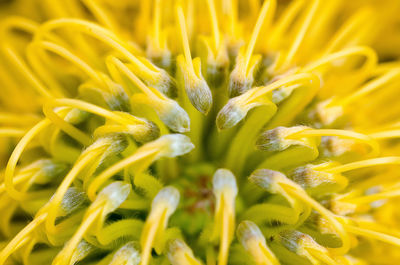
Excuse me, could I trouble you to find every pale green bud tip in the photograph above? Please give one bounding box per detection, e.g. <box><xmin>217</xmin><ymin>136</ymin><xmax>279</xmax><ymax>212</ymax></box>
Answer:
<box><xmin>186</xmin><ymin>78</ymin><xmax>213</xmax><ymax>115</ymax></box>
<box><xmin>152</xmin><ymin>186</ymin><xmax>180</xmax><ymax>216</ymax></box>
<box><xmin>256</xmin><ymin>126</ymin><xmax>309</xmax><ymax>151</ymax></box>
<box><xmin>110</xmin><ymin>242</ymin><xmax>141</xmax><ymax>265</ymax></box>
<box><xmin>158</xmin><ymin>69</ymin><xmax>177</xmax><ymax>98</ymax></box>
<box><xmin>237</xmin><ymin>221</ymin><xmax>265</xmax><ymax>250</ymax></box>
<box><xmin>228</xmin><ymin>68</ymin><xmax>253</xmax><ymax>97</ymax></box>
<box><xmin>212</xmin><ymin>168</ymin><xmax>238</xmax><ymax>196</ymax></box>
<box><xmin>279</xmin><ymin>230</ymin><xmax>326</xmax><ymax>254</ymax></box>
<box><xmin>167</xmin><ymin>239</ymin><xmax>193</xmax><ymax>264</ymax></box>
<box><xmin>104</xmin><ymin>84</ymin><xmax>131</xmax><ymax>112</ymax></box>
<box><xmin>131</xmin><ymin>121</ymin><xmax>160</xmax><ymax>143</ymax></box>
<box><xmin>216</xmin><ymin>99</ymin><xmax>246</xmax><ymax>130</ymax></box>
<box><xmin>161</xmin><ymin>101</ymin><xmax>190</xmax><ymax>133</ymax></box>
<box><xmin>290</xmin><ymin>165</ymin><xmax>348</xmax><ymax>196</ymax></box>
<box><xmin>249</xmin><ymin>169</ymin><xmax>288</xmax><ymax>193</ymax></box>
<box><xmin>97</xmin><ymin>181</ymin><xmax>131</xmax><ymax>213</ymax></box>
<box><xmin>34</xmin><ymin>159</ymin><xmax>69</xmax><ymax>184</ymax></box>
<box><xmin>64</xmin><ymin>108</ymin><xmax>90</xmax><ymax>124</ymax></box>
<box><xmin>60</xmin><ymin>187</ymin><xmax>87</xmax><ymax>216</ymax></box>
<box><xmin>161</xmin><ymin>134</ymin><xmax>195</xmax><ymax>157</ymax></box>
<box><xmin>71</xmin><ymin>241</ymin><xmax>95</xmax><ymax>262</ymax></box>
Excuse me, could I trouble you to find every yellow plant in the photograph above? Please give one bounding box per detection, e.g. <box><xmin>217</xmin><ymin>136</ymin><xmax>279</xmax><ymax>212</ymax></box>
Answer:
<box><xmin>1</xmin><ymin>0</ymin><xmax>400</xmax><ymax>264</ymax></box>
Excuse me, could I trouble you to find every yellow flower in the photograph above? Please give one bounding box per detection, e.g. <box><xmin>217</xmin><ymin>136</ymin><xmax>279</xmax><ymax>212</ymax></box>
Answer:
<box><xmin>1</xmin><ymin>0</ymin><xmax>400</xmax><ymax>264</ymax></box>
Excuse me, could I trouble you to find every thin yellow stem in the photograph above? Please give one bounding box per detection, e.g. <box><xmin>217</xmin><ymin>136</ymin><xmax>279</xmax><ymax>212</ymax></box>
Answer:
<box><xmin>218</xmin><ymin>196</ymin><xmax>230</xmax><ymax>265</ymax></box>
<box><xmin>153</xmin><ymin>0</ymin><xmax>162</xmax><ymax>50</ymax></box>
<box><xmin>206</xmin><ymin>0</ymin><xmax>221</xmax><ymax>51</ymax></box>
<box><xmin>345</xmin><ymin>224</ymin><xmax>400</xmax><ymax>248</ymax></box>
<box><xmin>283</xmin><ymin>0</ymin><xmax>320</xmax><ymax>67</ymax></box>
<box><xmin>5</xmin><ymin>119</ymin><xmax>51</xmax><ymax>200</ymax></box>
<box><xmin>0</xmin><ymin>128</ymin><xmax>26</xmax><ymax>138</ymax></box>
<box><xmin>289</xmin><ymin>128</ymin><xmax>379</xmax><ymax>156</ymax></box>
<box><xmin>282</xmin><ymin>184</ymin><xmax>350</xmax><ymax>255</ymax></box>
<box><xmin>339</xmin><ymin>68</ymin><xmax>400</xmax><ymax>106</ymax></box>
<box><xmin>325</xmin><ymin>157</ymin><xmax>400</xmax><ymax>174</ymax></box>
<box><xmin>244</xmin><ymin>0</ymin><xmax>276</xmax><ymax>72</ymax></box>
<box><xmin>0</xmin><ymin>213</ymin><xmax>47</xmax><ymax>265</ymax></box>
<box><xmin>369</xmin><ymin>129</ymin><xmax>400</xmax><ymax>140</ymax></box>
<box><xmin>176</xmin><ymin>5</ymin><xmax>195</xmax><ymax>73</ymax></box>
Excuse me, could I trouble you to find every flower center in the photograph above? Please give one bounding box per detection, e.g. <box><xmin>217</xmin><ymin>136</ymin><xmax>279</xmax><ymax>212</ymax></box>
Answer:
<box><xmin>169</xmin><ymin>162</ymin><xmax>217</xmax><ymax>237</ymax></box>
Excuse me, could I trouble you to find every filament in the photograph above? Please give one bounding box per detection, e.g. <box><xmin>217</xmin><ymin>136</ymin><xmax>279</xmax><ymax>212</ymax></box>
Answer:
<box><xmin>288</xmin><ymin>128</ymin><xmax>379</xmax><ymax>156</ymax></box>
<box><xmin>1</xmin><ymin>45</ymin><xmax>53</xmax><ymax>98</ymax></box>
<box><xmin>43</xmin><ymin>105</ymin><xmax>92</xmax><ymax>146</ymax></box>
<box><xmin>345</xmin><ymin>224</ymin><xmax>400</xmax><ymax>248</ymax></box>
<box><xmin>176</xmin><ymin>5</ymin><xmax>195</xmax><ymax>73</ymax></box>
<box><xmin>5</xmin><ymin>119</ymin><xmax>51</xmax><ymax>200</ymax></box>
<box><xmin>339</xmin><ymin>68</ymin><xmax>400</xmax><ymax>106</ymax></box>
<box><xmin>206</xmin><ymin>0</ymin><xmax>221</xmax><ymax>51</ymax></box>
<box><xmin>0</xmin><ymin>213</ymin><xmax>47</xmax><ymax>264</ymax></box>
<box><xmin>282</xmin><ymin>0</ymin><xmax>320</xmax><ymax>67</ymax></box>
<box><xmin>325</xmin><ymin>157</ymin><xmax>400</xmax><ymax>174</ymax></box>
<box><xmin>282</xmin><ymin>184</ymin><xmax>350</xmax><ymax>255</ymax></box>
<box><xmin>45</xmin><ymin>144</ymin><xmax>109</xmax><ymax>234</ymax></box>
<box><xmin>244</xmin><ymin>0</ymin><xmax>276</xmax><ymax>72</ymax></box>
<box><xmin>0</xmin><ymin>128</ymin><xmax>26</xmax><ymax>138</ymax></box>
<box><xmin>36</xmin><ymin>19</ymin><xmax>157</xmax><ymax>78</ymax></box>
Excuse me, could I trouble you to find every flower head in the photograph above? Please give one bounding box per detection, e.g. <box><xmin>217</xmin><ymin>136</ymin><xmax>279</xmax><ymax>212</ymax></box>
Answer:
<box><xmin>1</xmin><ymin>0</ymin><xmax>400</xmax><ymax>264</ymax></box>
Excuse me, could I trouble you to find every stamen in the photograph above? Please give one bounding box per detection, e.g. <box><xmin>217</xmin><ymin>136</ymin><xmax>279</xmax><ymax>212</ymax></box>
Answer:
<box><xmin>1</xmin><ymin>45</ymin><xmax>54</xmax><ymax>98</ymax></box>
<box><xmin>244</xmin><ymin>0</ymin><xmax>276</xmax><ymax>72</ymax></box>
<box><xmin>290</xmin><ymin>163</ymin><xmax>348</xmax><ymax>197</ymax></box>
<box><xmin>167</xmin><ymin>239</ymin><xmax>202</xmax><ymax>265</ymax></box>
<box><xmin>346</xmin><ymin>189</ymin><xmax>400</xmax><ymax>205</ymax></box>
<box><xmin>218</xmin><ymin>73</ymin><xmax>317</xmax><ymax>130</ymax></box>
<box><xmin>345</xmin><ymin>224</ymin><xmax>400</xmax><ymax>248</ymax></box>
<box><xmin>212</xmin><ymin>169</ymin><xmax>238</xmax><ymax>265</ymax></box>
<box><xmin>0</xmin><ymin>112</ymin><xmax>40</xmax><ymax>126</ymax></box>
<box><xmin>176</xmin><ymin>5</ymin><xmax>195</xmax><ymax>74</ymax></box>
<box><xmin>237</xmin><ymin>220</ymin><xmax>279</xmax><ymax>265</ymax></box>
<box><xmin>87</xmin><ymin>134</ymin><xmax>194</xmax><ymax>200</ymax></box>
<box><xmin>43</xmin><ymin>105</ymin><xmax>92</xmax><ymax>146</ymax></box>
<box><xmin>228</xmin><ymin>0</ymin><xmax>276</xmax><ymax>97</ymax></box>
<box><xmin>36</xmin><ymin>19</ymin><xmax>175</xmax><ymax>96</ymax></box>
<box><xmin>5</xmin><ymin>119</ymin><xmax>51</xmax><ymax>200</ymax></box>
<box><xmin>249</xmin><ymin>169</ymin><xmax>350</xmax><ymax>255</ymax></box>
<box><xmin>110</xmin><ymin>56</ymin><xmax>191</xmax><ymax>132</ymax></box>
<box><xmin>53</xmin><ymin>182</ymin><xmax>131</xmax><ymax>265</ymax></box>
<box><xmin>29</xmin><ymin>41</ymin><xmax>104</xmax><ymax>85</ymax></box>
<box><xmin>278</xmin><ymin>230</ymin><xmax>336</xmax><ymax>265</ymax></box>
<box><xmin>109</xmin><ymin>242</ymin><xmax>141</xmax><ymax>265</ymax></box>
<box><xmin>45</xmin><ymin>137</ymin><xmax>115</xmax><ymax>234</ymax></box>
<box><xmin>176</xmin><ymin>6</ymin><xmax>213</xmax><ymax>114</ymax></box>
<box><xmin>81</xmin><ymin>0</ymin><xmax>118</xmax><ymax>32</ymax></box>
<box><xmin>281</xmin><ymin>0</ymin><xmax>320</xmax><ymax>68</ymax></box>
<box><xmin>206</xmin><ymin>0</ymin><xmax>221</xmax><ymax>51</ymax></box>
<box><xmin>325</xmin><ymin>156</ymin><xmax>400</xmax><ymax>174</ymax></box>
<box><xmin>339</xmin><ymin>68</ymin><xmax>400</xmax><ymax>106</ymax></box>
<box><xmin>369</xmin><ymin>129</ymin><xmax>400</xmax><ymax>140</ymax></box>
<box><xmin>268</xmin><ymin>0</ymin><xmax>304</xmax><ymax>50</ymax></box>
<box><xmin>0</xmin><ymin>159</ymin><xmax>67</xmax><ymax>195</ymax></box>
<box><xmin>153</xmin><ymin>0</ymin><xmax>162</xmax><ymax>50</ymax></box>
<box><xmin>221</xmin><ymin>0</ymin><xmax>238</xmax><ymax>37</ymax></box>
<box><xmin>140</xmin><ymin>187</ymin><xmax>180</xmax><ymax>265</ymax></box>
<box><xmin>323</xmin><ymin>8</ymin><xmax>373</xmax><ymax>54</ymax></box>
<box><xmin>0</xmin><ymin>127</ymin><xmax>26</xmax><ymax>137</ymax></box>
<box><xmin>302</xmin><ymin>46</ymin><xmax>377</xmax><ymax>76</ymax></box>
<box><xmin>45</xmin><ymin>98</ymin><xmax>159</xmax><ymax>141</ymax></box>
<box><xmin>287</xmin><ymin>128</ymin><xmax>379</xmax><ymax>156</ymax></box>
<box><xmin>0</xmin><ymin>213</ymin><xmax>47</xmax><ymax>265</ymax></box>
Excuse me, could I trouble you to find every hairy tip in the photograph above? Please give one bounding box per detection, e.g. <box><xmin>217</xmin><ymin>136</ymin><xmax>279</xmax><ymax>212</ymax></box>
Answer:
<box><xmin>186</xmin><ymin>79</ymin><xmax>213</xmax><ymax>115</ymax></box>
